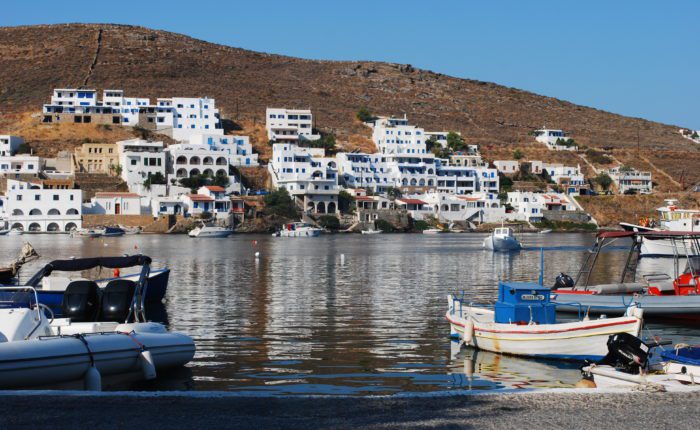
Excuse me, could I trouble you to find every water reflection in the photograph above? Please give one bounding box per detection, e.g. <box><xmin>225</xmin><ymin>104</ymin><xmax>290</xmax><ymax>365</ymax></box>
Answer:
<box><xmin>1</xmin><ymin>233</ymin><xmax>698</xmax><ymax>395</ymax></box>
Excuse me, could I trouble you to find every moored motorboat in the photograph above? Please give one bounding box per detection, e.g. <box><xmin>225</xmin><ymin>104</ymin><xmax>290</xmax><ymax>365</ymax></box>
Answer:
<box><xmin>273</xmin><ymin>222</ymin><xmax>322</xmax><ymax>237</ymax></box>
<box><xmin>361</xmin><ymin>229</ymin><xmax>382</xmax><ymax>235</ymax></box>
<box><xmin>22</xmin><ymin>256</ymin><xmax>170</xmax><ymax>316</ymax></box>
<box><xmin>188</xmin><ymin>224</ymin><xmax>232</xmax><ymax>238</ymax></box>
<box><xmin>101</xmin><ymin>226</ymin><xmax>126</xmax><ymax>237</ymax></box>
<box><xmin>483</xmin><ymin>226</ymin><xmax>521</xmax><ymax>251</ymax></box>
<box><xmin>7</xmin><ymin>229</ymin><xmax>23</xmax><ymax>236</ymax></box>
<box><xmin>422</xmin><ymin>228</ymin><xmax>444</xmax><ymax>235</ymax></box>
<box><xmin>552</xmin><ymin>231</ymin><xmax>700</xmax><ymax>319</ymax></box>
<box><xmin>0</xmin><ymin>256</ymin><xmax>194</xmax><ymax>391</ymax></box>
<box><xmin>72</xmin><ymin>228</ymin><xmax>103</xmax><ymax>238</ymax></box>
<box><xmin>447</xmin><ymin>281</ymin><xmax>644</xmax><ymax>361</ymax></box>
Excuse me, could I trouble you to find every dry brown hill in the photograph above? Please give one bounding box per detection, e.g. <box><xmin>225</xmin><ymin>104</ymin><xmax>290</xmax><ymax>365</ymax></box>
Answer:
<box><xmin>0</xmin><ymin>23</ymin><xmax>697</xmax><ymax>184</ymax></box>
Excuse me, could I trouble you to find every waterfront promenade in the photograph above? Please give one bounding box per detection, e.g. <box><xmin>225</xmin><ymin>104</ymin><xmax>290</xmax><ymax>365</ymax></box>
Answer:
<box><xmin>0</xmin><ymin>391</ymin><xmax>695</xmax><ymax>429</ymax></box>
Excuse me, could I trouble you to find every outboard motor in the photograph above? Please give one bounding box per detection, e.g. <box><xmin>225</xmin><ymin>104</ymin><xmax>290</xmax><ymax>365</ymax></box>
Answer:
<box><xmin>100</xmin><ymin>279</ymin><xmax>136</xmax><ymax>322</ymax></box>
<box><xmin>62</xmin><ymin>281</ymin><xmax>100</xmax><ymax>322</ymax></box>
<box><xmin>596</xmin><ymin>333</ymin><xmax>650</xmax><ymax>374</ymax></box>
<box><xmin>552</xmin><ymin>273</ymin><xmax>575</xmax><ymax>290</ymax></box>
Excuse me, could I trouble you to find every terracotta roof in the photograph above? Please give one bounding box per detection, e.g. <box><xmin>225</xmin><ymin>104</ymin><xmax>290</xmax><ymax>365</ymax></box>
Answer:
<box><xmin>95</xmin><ymin>192</ymin><xmax>140</xmax><ymax>198</ymax></box>
<box><xmin>204</xmin><ymin>186</ymin><xmax>225</xmax><ymax>192</ymax></box>
<box><xmin>397</xmin><ymin>198</ymin><xmax>427</xmax><ymax>205</ymax></box>
<box><xmin>354</xmin><ymin>196</ymin><xmax>375</xmax><ymax>201</ymax></box>
<box><xmin>186</xmin><ymin>194</ymin><xmax>214</xmax><ymax>202</ymax></box>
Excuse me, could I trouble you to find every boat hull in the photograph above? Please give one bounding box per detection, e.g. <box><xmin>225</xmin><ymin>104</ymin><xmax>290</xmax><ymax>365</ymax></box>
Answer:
<box><xmin>36</xmin><ymin>269</ymin><xmax>169</xmax><ymax>317</ymax></box>
<box><xmin>553</xmin><ymin>291</ymin><xmax>700</xmax><ymax>318</ymax></box>
<box><xmin>189</xmin><ymin>231</ymin><xmax>232</xmax><ymax>238</ymax></box>
<box><xmin>483</xmin><ymin>236</ymin><xmax>521</xmax><ymax>251</ymax></box>
<box><xmin>447</xmin><ymin>298</ymin><xmax>642</xmax><ymax>361</ymax></box>
<box><xmin>278</xmin><ymin>229</ymin><xmax>321</xmax><ymax>237</ymax></box>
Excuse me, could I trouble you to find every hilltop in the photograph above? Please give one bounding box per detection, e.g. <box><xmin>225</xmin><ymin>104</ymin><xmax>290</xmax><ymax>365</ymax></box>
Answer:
<box><xmin>0</xmin><ymin>23</ymin><xmax>697</xmax><ymax>188</ymax></box>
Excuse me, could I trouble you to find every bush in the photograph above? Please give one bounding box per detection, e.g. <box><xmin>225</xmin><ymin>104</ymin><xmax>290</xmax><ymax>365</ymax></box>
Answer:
<box><xmin>16</xmin><ymin>143</ymin><xmax>32</xmax><ymax>154</ymax></box>
<box><xmin>263</xmin><ymin>188</ymin><xmax>298</xmax><ymax>218</ymax></box>
<box><xmin>412</xmin><ymin>220</ymin><xmax>429</xmax><ymax>231</ymax></box>
<box><xmin>376</xmin><ymin>219</ymin><xmax>394</xmax><ymax>232</ymax></box>
<box><xmin>586</xmin><ymin>148</ymin><xmax>613</xmax><ymax>165</ymax></box>
<box><xmin>338</xmin><ymin>190</ymin><xmax>354</xmax><ymax>214</ymax></box>
<box><xmin>179</xmin><ymin>173</ymin><xmax>230</xmax><ymax>192</ymax></box>
<box><xmin>513</xmin><ymin>149</ymin><xmax>523</xmax><ymax>160</ymax></box>
<box><xmin>446</xmin><ymin>132</ymin><xmax>466</xmax><ymax>151</ymax></box>
<box><xmin>300</xmin><ymin>134</ymin><xmax>337</xmax><ymax>153</ymax></box>
<box><xmin>318</xmin><ymin>215</ymin><xmax>340</xmax><ymax>230</ymax></box>
<box><xmin>143</xmin><ymin>172</ymin><xmax>166</xmax><ymax>190</ymax></box>
<box><xmin>595</xmin><ymin>172</ymin><xmax>613</xmax><ymax>190</ymax></box>
<box><xmin>386</xmin><ymin>186</ymin><xmax>402</xmax><ymax>199</ymax></box>
<box><xmin>356</xmin><ymin>107</ymin><xmax>373</xmax><ymax>122</ymax></box>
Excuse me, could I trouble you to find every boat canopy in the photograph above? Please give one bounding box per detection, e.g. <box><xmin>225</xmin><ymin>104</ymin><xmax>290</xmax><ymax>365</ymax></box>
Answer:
<box><xmin>26</xmin><ymin>255</ymin><xmax>152</xmax><ymax>287</ymax></box>
<box><xmin>597</xmin><ymin>231</ymin><xmax>700</xmax><ymax>240</ymax></box>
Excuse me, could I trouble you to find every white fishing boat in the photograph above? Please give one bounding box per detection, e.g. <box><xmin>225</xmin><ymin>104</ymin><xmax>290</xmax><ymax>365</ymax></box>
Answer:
<box><xmin>188</xmin><ymin>224</ymin><xmax>232</xmax><ymax>238</ymax></box>
<box><xmin>483</xmin><ymin>226</ymin><xmax>521</xmax><ymax>251</ymax></box>
<box><xmin>422</xmin><ymin>228</ymin><xmax>444</xmax><ymax>235</ymax></box>
<box><xmin>539</xmin><ymin>229</ymin><xmax>552</xmax><ymax>234</ymax></box>
<box><xmin>447</xmin><ymin>282</ymin><xmax>644</xmax><ymax>361</ymax></box>
<box><xmin>620</xmin><ymin>199</ymin><xmax>700</xmax><ymax>257</ymax></box>
<box><xmin>0</xmin><ymin>255</ymin><xmax>195</xmax><ymax>391</ymax></box>
<box><xmin>273</xmin><ymin>222</ymin><xmax>321</xmax><ymax>237</ymax></box>
<box><xmin>361</xmin><ymin>229</ymin><xmax>382</xmax><ymax>235</ymax></box>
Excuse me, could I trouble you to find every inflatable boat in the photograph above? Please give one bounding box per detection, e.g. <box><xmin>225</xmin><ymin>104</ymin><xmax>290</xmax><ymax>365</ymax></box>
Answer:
<box><xmin>0</xmin><ymin>255</ymin><xmax>195</xmax><ymax>391</ymax></box>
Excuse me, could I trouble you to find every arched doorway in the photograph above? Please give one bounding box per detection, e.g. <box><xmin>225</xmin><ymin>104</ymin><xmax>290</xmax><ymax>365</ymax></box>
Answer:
<box><xmin>11</xmin><ymin>223</ymin><xmax>24</xmax><ymax>231</ymax></box>
<box><xmin>64</xmin><ymin>222</ymin><xmax>77</xmax><ymax>232</ymax></box>
<box><xmin>316</xmin><ymin>201</ymin><xmax>326</xmax><ymax>214</ymax></box>
<box><xmin>47</xmin><ymin>222</ymin><xmax>60</xmax><ymax>232</ymax></box>
<box><xmin>28</xmin><ymin>223</ymin><xmax>41</xmax><ymax>232</ymax></box>
<box><xmin>327</xmin><ymin>202</ymin><xmax>336</xmax><ymax>213</ymax></box>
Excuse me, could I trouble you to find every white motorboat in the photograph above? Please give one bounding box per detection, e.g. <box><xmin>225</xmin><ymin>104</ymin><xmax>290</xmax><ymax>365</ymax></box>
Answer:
<box><xmin>72</xmin><ymin>228</ymin><xmax>103</xmax><ymax>238</ymax></box>
<box><xmin>361</xmin><ymin>229</ymin><xmax>382</xmax><ymax>235</ymax></box>
<box><xmin>0</xmin><ymin>255</ymin><xmax>195</xmax><ymax>391</ymax></box>
<box><xmin>188</xmin><ymin>224</ymin><xmax>232</xmax><ymax>238</ymax></box>
<box><xmin>273</xmin><ymin>222</ymin><xmax>322</xmax><ymax>237</ymax></box>
<box><xmin>422</xmin><ymin>228</ymin><xmax>444</xmax><ymax>235</ymax></box>
<box><xmin>483</xmin><ymin>226</ymin><xmax>521</xmax><ymax>251</ymax></box>
<box><xmin>447</xmin><ymin>282</ymin><xmax>644</xmax><ymax>361</ymax></box>
<box><xmin>7</xmin><ymin>229</ymin><xmax>23</xmax><ymax>236</ymax></box>
<box><xmin>0</xmin><ymin>229</ymin><xmax>9</xmax><ymax>236</ymax></box>
<box><xmin>620</xmin><ymin>199</ymin><xmax>700</xmax><ymax>257</ymax></box>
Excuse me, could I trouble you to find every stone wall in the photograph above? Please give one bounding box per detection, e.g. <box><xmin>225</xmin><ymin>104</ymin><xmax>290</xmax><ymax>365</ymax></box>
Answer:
<box><xmin>82</xmin><ymin>214</ymin><xmax>172</xmax><ymax>232</ymax></box>
<box><xmin>542</xmin><ymin>210</ymin><xmax>591</xmax><ymax>223</ymax></box>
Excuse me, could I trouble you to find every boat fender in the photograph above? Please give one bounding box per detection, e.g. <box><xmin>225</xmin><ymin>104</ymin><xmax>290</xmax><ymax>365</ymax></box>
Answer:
<box><xmin>463</xmin><ymin>320</ymin><xmax>474</xmax><ymax>344</ymax></box>
<box><xmin>75</xmin><ymin>334</ymin><xmax>102</xmax><ymax>391</ymax></box>
<box><xmin>139</xmin><ymin>350</ymin><xmax>157</xmax><ymax>380</ymax></box>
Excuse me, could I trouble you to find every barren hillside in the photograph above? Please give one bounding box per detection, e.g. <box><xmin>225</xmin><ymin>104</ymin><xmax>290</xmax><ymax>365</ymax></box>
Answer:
<box><xmin>0</xmin><ymin>23</ymin><xmax>696</xmax><ymax>184</ymax></box>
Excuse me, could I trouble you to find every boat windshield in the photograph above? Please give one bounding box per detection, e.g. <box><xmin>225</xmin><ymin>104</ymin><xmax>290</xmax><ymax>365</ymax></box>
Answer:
<box><xmin>0</xmin><ymin>290</ymin><xmax>35</xmax><ymax>309</ymax></box>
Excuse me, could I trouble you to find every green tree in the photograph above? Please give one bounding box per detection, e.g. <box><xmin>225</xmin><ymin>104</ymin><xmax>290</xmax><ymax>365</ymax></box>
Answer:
<box><xmin>432</xmin><ymin>145</ymin><xmax>452</xmax><ymax>159</ymax></box>
<box><xmin>425</xmin><ymin>136</ymin><xmax>440</xmax><ymax>153</ymax></box>
<box><xmin>356</xmin><ymin>107</ymin><xmax>373</xmax><ymax>122</ymax></box>
<box><xmin>595</xmin><ymin>172</ymin><xmax>613</xmax><ymax>191</ymax></box>
<box><xmin>446</xmin><ymin>132</ymin><xmax>465</xmax><ymax>151</ymax></box>
<box><xmin>16</xmin><ymin>143</ymin><xmax>32</xmax><ymax>154</ymax></box>
<box><xmin>692</xmin><ymin>131</ymin><xmax>699</xmax><ymax>139</ymax></box>
<box><xmin>318</xmin><ymin>215</ymin><xmax>340</xmax><ymax>230</ymax></box>
<box><xmin>386</xmin><ymin>186</ymin><xmax>403</xmax><ymax>200</ymax></box>
<box><xmin>376</xmin><ymin>219</ymin><xmax>394</xmax><ymax>232</ymax></box>
<box><xmin>513</xmin><ymin>149</ymin><xmax>523</xmax><ymax>160</ymax></box>
<box><xmin>143</xmin><ymin>171</ymin><xmax>166</xmax><ymax>190</ymax></box>
<box><xmin>338</xmin><ymin>190</ymin><xmax>354</xmax><ymax>214</ymax></box>
<box><xmin>262</xmin><ymin>188</ymin><xmax>298</xmax><ymax>218</ymax></box>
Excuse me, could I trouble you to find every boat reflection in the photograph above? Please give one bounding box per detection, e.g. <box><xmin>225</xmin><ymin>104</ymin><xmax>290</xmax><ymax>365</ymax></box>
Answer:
<box><xmin>448</xmin><ymin>341</ymin><xmax>580</xmax><ymax>390</ymax></box>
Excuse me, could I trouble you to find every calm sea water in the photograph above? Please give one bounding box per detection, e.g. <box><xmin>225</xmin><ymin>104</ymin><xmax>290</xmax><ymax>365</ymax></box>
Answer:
<box><xmin>2</xmin><ymin>233</ymin><xmax>699</xmax><ymax>395</ymax></box>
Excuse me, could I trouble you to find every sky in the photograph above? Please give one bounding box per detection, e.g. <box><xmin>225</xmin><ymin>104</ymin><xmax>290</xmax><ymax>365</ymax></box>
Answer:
<box><xmin>3</xmin><ymin>0</ymin><xmax>699</xmax><ymax>129</ymax></box>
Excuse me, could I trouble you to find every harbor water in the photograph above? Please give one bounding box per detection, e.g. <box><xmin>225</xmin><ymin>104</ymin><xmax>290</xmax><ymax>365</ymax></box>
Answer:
<box><xmin>3</xmin><ymin>233</ymin><xmax>699</xmax><ymax>395</ymax></box>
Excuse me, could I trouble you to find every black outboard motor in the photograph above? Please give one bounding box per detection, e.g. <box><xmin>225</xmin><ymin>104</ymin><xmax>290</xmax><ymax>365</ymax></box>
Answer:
<box><xmin>62</xmin><ymin>281</ymin><xmax>100</xmax><ymax>322</ymax></box>
<box><xmin>596</xmin><ymin>333</ymin><xmax>650</xmax><ymax>374</ymax></box>
<box><xmin>553</xmin><ymin>272</ymin><xmax>575</xmax><ymax>290</ymax></box>
<box><xmin>100</xmin><ymin>279</ymin><xmax>137</xmax><ymax>322</ymax></box>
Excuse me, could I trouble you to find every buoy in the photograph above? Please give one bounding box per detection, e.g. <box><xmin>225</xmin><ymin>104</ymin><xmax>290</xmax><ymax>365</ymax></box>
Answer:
<box><xmin>255</xmin><ymin>251</ymin><xmax>260</xmax><ymax>259</ymax></box>
<box><xmin>575</xmin><ymin>377</ymin><xmax>597</xmax><ymax>388</ymax></box>
<box><xmin>84</xmin><ymin>365</ymin><xmax>102</xmax><ymax>391</ymax></box>
<box><xmin>139</xmin><ymin>350</ymin><xmax>157</xmax><ymax>380</ymax></box>
<box><xmin>340</xmin><ymin>254</ymin><xmax>345</xmax><ymax>264</ymax></box>
<box><xmin>113</xmin><ymin>268</ymin><xmax>120</xmax><ymax>277</ymax></box>
<box><xmin>463</xmin><ymin>320</ymin><xmax>474</xmax><ymax>344</ymax></box>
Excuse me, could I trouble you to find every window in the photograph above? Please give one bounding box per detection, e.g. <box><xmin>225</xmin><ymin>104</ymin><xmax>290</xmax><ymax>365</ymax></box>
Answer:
<box><xmin>53</xmin><ymin>195</ymin><xmax>59</xmax><ymax>201</ymax></box>
<box><xmin>131</xmin><ymin>159</ymin><xmax>137</xmax><ymax>166</ymax></box>
<box><xmin>16</xmin><ymin>195</ymin><xmax>22</xmax><ymax>201</ymax></box>
<box><xmin>70</xmin><ymin>195</ymin><xmax>74</xmax><ymax>201</ymax></box>
<box><xmin>35</xmin><ymin>195</ymin><xmax>40</xmax><ymax>201</ymax></box>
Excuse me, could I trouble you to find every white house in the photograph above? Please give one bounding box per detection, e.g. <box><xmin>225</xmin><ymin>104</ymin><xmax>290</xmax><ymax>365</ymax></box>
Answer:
<box><xmin>534</xmin><ymin>128</ymin><xmax>578</xmax><ymax>151</ymax></box>
<box><xmin>86</xmin><ymin>192</ymin><xmax>143</xmax><ymax>215</ymax></box>
<box><xmin>116</xmin><ymin>139</ymin><xmax>167</xmax><ymax>195</ymax></box>
<box><xmin>494</xmin><ymin>160</ymin><xmax>520</xmax><ymax>174</ymax></box>
<box><xmin>0</xmin><ymin>135</ymin><xmax>23</xmax><ymax>156</ymax></box>
<box><xmin>266</xmin><ymin>108</ymin><xmax>319</xmax><ymax>143</ymax></box>
<box><xmin>372</xmin><ymin>115</ymin><xmax>427</xmax><ymax>155</ymax></box>
<box><xmin>5</xmin><ymin>179</ymin><xmax>82</xmax><ymax>232</ymax></box>
<box><xmin>417</xmin><ymin>191</ymin><xmax>505</xmax><ymax>224</ymax></box>
<box><xmin>150</xmin><ymin>197</ymin><xmax>184</xmax><ymax>217</ymax></box>
<box><xmin>0</xmin><ymin>155</ymin><xmax>42</xmax><ymax>177</ymax></box>
<box><xmin>102</xmin><ymin>89</ymin><xmax>150</xmax><ymax>125</ymax></box>
<box><xmin>507</xmin><ymin>191</ymin><xmax>578</xmax><ymax>222</ymax></box>
<box><xmin>608</xmin><ymin>166</ymin><xmax>653</xmax><ymax>194</ymax></box>
<box><xmin>188</xmin><ymin>133</ymin><xmax>259</xmax><ymax>167</ymax></box>
<box><xmin>165</xmin><ymin>97</ymin><xmax>222</xmax><ymax>141</ymax></box>
<box><xmin>165</xmin><ymin>143</ymin><xmax>241</xmax><ymax>194</ymax></box>
<box><xmin>268</xmin><ymin>143</ymin><xmax>339</xmax><ymax>214</ymax></box>
<box><xmin>542</xmin><ymin>163</ymin><xmax>587</xmax><ymax>195</ymax></box>
<box><xmin>180</xmin><ymin>185</ymin><xmax>231</xmax><ymax>219</ymax></box>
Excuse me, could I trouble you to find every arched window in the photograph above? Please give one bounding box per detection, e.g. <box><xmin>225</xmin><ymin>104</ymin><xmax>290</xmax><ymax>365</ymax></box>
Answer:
<box><xmin>203</xmin><ymin>157</ymin><xmax>214</xmax><ymax>165</ymax></box>
<box><xmin>216</xmin><ymin>157</ymin><xmax>227</xmax><ymax>166</ymax></box>
<box><xmin>189</xmin><ymin>156</ymin><xmax>201</xmax><ymax>165</ymax></box>
<box><xmin>12</xmin><ymin>209</ymin><xmax>23</xmax><ymax>216</ymax></box>
<box><xmin>28</xmin><ymin>222</ymin><xmax>41</xmax><ymax>232</ymax></box>
<box><xmin>176</xmin><ymin>156</ymin><xmax>187</xmax><ymax>165</ymax></box>
<box><xmin>47</xmin><ymin>222</ymin><xmax>60</xmax><ymax>232</ymax></box>
<box><xmin>64</xmin><ymin>222</ymin><xmax>78</xmax><ymax>232</ymax></box>
<box><xmin>203</xmin><ymin>169</ymin><xmax>213</xmax><ymax>177</ymax></box>
<box><xmin>48</xmin><ymin>208</ymin><xmax>61</xmax><ymax>215</ymax></box>
<box><xmin>176</xmin><ymin>168</ymin><xmax>188</xmax><ymax>178</ymax></box>
<box><xmin>10</xmin><ymin>223</ymin><xmax>24</xmax><ymax>231</ymax></box>
<box><xmin>66</xmin><ymin>208</ymin><xmax>79</xmax><ymax>215</ymax></box>
<box><xmin>190</xmin><ymin>168</ymin><xmax>200</xmax><ymax>176</ymax></box>
<box><xmin>216</xmin><ymin>169</ymin><xmax>227</xmax><ymax>177</ymax></box>
<box><xmin>29</xmin><ymin>209</ymin><xmax>42</xmax><ymax>216</ymax></box>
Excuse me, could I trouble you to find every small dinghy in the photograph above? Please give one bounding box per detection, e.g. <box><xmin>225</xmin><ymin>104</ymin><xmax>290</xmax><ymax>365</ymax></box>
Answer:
<box><xmin>580</xmin><ymin>333</ymin><xmax>700</xmax><ymax>391</ymax></box>
<box><xmin>0</xmin><ymin>257</ymin><xmax>194</xmax><ymax>390</ymax></box>
<box><xmin>23</xmin><ymin>256</ymin><xmax>170</xmax><ymax>316</ymax></box>
<box><xmin>447</xmin><ymin>281</ymin><xmax>644</xmax><ymax>361</ymax></box>
<box><xmin>483</xmin><ymin>226</ymin><xmax>521</xmax><ymax>251</ymax></box>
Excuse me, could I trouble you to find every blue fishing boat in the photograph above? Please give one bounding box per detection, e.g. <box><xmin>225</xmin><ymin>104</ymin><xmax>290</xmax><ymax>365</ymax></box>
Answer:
<box><xmin>22</xmin><ymin>257</ymin><xmax>169</xmax><ymax>317</ymax></box>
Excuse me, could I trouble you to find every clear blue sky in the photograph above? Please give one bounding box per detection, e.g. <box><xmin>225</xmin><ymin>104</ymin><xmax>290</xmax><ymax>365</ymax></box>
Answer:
<box><xmin>3</xmin><ymin>1</ymin><xmax>699</xmax><ymax>129</ymax></box>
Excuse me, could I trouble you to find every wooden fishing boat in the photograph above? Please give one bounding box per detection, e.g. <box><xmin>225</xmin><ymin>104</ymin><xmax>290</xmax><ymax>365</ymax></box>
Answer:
<box><xmin>447</xmin><ymin>282</ymin><xmax>644</xmax><ymax>361</ymax></box>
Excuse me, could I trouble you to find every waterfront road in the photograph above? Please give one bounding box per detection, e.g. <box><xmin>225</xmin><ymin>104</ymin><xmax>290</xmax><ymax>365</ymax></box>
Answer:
<box><xmin>0</xmin><ymin>391</ymin><xmax>696</xmax><ymax>429</ymax></box>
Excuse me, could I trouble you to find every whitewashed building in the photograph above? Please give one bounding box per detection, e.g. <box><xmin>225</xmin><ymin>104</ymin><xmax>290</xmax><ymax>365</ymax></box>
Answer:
<box><xmin>494</xmin><ymin>160</ymin><xmax>520</xmax><ymax>174</ymax></box>
<box><xmin>188</xmin><ymin>133</ymin><xmax>259</xmax><ymax>167</ymax></box>
<box><xmin>102</xmin><ymin>90</ymin><xmax>150</xmax><ymax>125</ymax></box>
<box><xmin>534</xmin><ymin>128</ymin><xmax>578</xmax><ymax>151</ymax></box>
<box><xmin>266</xmin><ymin>108</ymin><xmax>319</xmax><ymax>143</ymax></box>
<box><xmin>117</xmin><ymin>139</ymin><xmax>167</xmax><ymax>195</ymax></box>
<box><xmin>0</xmin><ymin>135</ymin><xmax>23</xmax><ymax>156</ymax></box>
<box><xmin>0</xmin><ymin>155</ymin><xmax>42</xmax><ymax>177</ymax></box>
<box><xmin>507</xmin><ymin>191</ymin><xmax>579</xmax><ymax>222</ymax></box>
<box><xmin>542</xmin><ymin>163</ymin><xmax>587</xmax><ymax>195</ymax></box>
<box><xmin>5</xmin><ymin>179</ymin><xmax>82</xmax><ymax>232</ymax></box>
<box><xmin>180</xmin><ymin>186</ymin><xmax>231</xmax><ymax>219</ymax></box>
<box><xmin>372</xmin><ymin>115</ymin><xmax>427</xmax><ymax>155</ymax></box>
<box><xmin>86</xmin><ymin>192</ymin><xmax>143</xmax><ymax>215</ymax></box>
<box><xmin>608</xmin><ymin>167</ymin><xmax>653</xmax><ymax>194</ymax></box>
<box><xmin>268</xmin><ymin>143</ymin><xmax>339</xmax><ymax>214</ymax></box>
<box><xmin>165</xmin><ymin>143</ymin><xmax>240</xmax><ymax>194</ymax></box>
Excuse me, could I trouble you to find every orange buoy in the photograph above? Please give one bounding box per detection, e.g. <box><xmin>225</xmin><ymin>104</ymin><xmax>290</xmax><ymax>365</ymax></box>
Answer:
<box><xmin>113</xmin><ymin>268</ymin><xmax>120</xmax><ymax>277</ymax></box>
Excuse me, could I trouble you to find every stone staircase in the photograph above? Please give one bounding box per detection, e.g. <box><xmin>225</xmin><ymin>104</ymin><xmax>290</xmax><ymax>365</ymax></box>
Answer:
<box><xmin>74</xmin><ymin>173</ymin><xmax>128</xmax><ymax>200</ymax></box>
